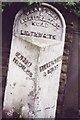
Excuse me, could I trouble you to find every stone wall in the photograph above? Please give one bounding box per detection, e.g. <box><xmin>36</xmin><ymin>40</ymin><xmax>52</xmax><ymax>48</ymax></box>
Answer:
<box><xmin>56</xmin><ymin>24</ymin><xmax>73</xmax><ymax>118</ymax></box>
<box><xmin>56</xmin><ymin>9</ymin><xmax>78</xmax><ymax>119</ymax></box>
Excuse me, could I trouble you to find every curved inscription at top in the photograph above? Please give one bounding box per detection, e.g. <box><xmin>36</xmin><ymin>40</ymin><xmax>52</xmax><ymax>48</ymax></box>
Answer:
<box><xmin>13</xmin><ymin>3</ymin><xmax>66</xmax><ymax>41</ymax></box>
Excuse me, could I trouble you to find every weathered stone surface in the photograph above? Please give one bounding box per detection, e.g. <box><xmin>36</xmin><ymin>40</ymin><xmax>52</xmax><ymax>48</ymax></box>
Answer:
<box><xmin>59</xmin><ymin>81</ymin><xmax>66</xmax><ymax>94</ymax></box>
<box><xmin>61</xmin><ymin>64</ymin><xmax>67</xmax><ymax>73</ymax></box>
<box><xmin>56</xmin><ymin>104</ymin><xmax>62</xmax><ymax>115</ymax></box>
<box><xmin>64</xmin><ymin>41</ymin><xmax>71</xmax><ymax>49</ymax></box>
<box><xmin>62</xmin><ymin>56</ymin><xmax>69</xmax><ymax>64</ymax></box>
<box><xmin>57</xmin><ymin>93</ymin><xmax>64</xmax><ymax>105</ymax></box>
<box><xmin>60</xmin><ymin>73</ymin><xmax>67</xmax><ymax>81</ymax></box>
<box><xmin>65</xmin><ymin>34</ymin><xmax>73</xmax><ymax>43</ymax></box>
<box><xmin>63</xmin><ymin>49</ymin><xmax>69</xmax><ymax>56</ymax></box>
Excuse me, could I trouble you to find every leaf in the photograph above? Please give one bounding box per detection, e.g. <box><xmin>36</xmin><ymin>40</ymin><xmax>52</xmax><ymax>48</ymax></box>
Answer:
<box><xmin>66</xmin><ymin>2</ymin><xmax>76</xmax><ymax>6</ymax></box>
<box><xmin>28</xmin><ymin>0</ymin><xmax>41</xmax><ymax>5</ymax></box>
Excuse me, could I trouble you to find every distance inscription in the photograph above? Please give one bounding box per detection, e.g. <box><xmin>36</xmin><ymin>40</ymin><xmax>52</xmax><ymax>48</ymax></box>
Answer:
<box><xmin>15</xmin><ymin>5</ymin><xmax>63</xmax><ymax>41</ymax></box>
<box><xmin>13</xmin><ymin>52</ymin><xmax>33</xmax><ymax>78</ymax></box>
<box><xmin>43</xmin><ymin>64</ymin><xmax>58</xmax><ymax>77</ymax></box>
<box><xmin>20</xmin><ymin>7</ymin><xmax>60</xmax><ymax>29</ymax></box>
<box><xmin>21</xmin><ymin>30</ymin><xmax>56</xmax><ymax>40</ymax></box>
<box><xmin>39</xmin><ymin>55</ymin><xmax>62</xmax><ymax>76</ymax></box>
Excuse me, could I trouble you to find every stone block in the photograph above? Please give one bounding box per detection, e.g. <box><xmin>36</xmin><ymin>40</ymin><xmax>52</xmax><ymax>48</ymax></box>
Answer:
<box><xmin>61</xmin><ymin>64</ymin><xmax>67</xmax><ymax>73</ymax></box>
<box><xmin>62</xmin><ymin>56</ymin><xmax>69</xmax><ymax>64</ymax></box>
<box><xmin>60</xmin><ymin>73</ymin><xmax>67</xmax><ymax>81</ymax></box>
<box><xmin>3</xmin><ymin>36</ymin><xmax>63</xmax><ymax>118</ymax></box>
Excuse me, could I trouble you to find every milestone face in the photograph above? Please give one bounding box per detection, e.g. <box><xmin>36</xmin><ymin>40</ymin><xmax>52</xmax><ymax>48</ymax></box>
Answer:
<box><xmin>14</xmin><ymin>5</ymin><xmax>63</xmax><ymax>41</ymax></box>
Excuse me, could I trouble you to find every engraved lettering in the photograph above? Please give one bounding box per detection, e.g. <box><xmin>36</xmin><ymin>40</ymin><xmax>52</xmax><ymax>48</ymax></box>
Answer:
<box><xmin>20</xmin><ymin>30</ymin><xmax>56</xmax><ymax>40</ymax></box>
<box><xmin>15</xmin><ymin>52</ymin><xmax>32</xmax><ymax>67</ymax></box>
<box><xmin>13</xmin><ymin>52</ymin><xmax>33</xmax><ymax>77</ymax></box>
<box><xmin>39</xmin><ymin>55</ymin><xmax>62</xmax><ymax>72</ymax></box>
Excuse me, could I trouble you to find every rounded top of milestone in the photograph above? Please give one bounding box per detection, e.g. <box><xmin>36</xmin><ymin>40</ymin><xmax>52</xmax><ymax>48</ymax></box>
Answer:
<box><xmin>13</xmin><ymin>3</ymin><xmax>65</xmax><ymax>41</ymax></box>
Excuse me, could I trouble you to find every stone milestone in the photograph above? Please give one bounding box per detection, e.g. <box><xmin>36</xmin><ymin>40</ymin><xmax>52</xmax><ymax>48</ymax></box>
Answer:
<box><xmin>3</xmin><ymin>3</ymin><xmax>66</xmax><ymax>118</ymax></box>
